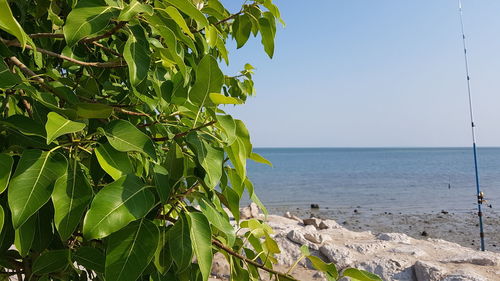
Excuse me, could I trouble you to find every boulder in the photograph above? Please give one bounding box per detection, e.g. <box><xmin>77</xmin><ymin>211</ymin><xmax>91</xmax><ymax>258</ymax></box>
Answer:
<box><xmin>441</xmin><ymin>255</ymin><xmax>498</xmax><ymax>266</ymax></box>
<box><xmin>303</xmin><ymin>218</ymin><xmax>321</xmax><ymax>228</ymax></box>
<box><xmin>239</xmin><ymin>203</ymin><xmax>260</xmax><ymax>219</ymax></box>
<box><xmin>414</xmin><ymin>260</ymin><xmax>445</xmax><ymax>281</ymax></box>
<box><xmin>304</xmin><ymin>233</ymin><xmax>327</xmax><ymax>244</ymax></box>
<box><xmin>287</xmin><ymin>229</ymin><xmax>308</xmax><ymax>245</ymax></box>
<box><xmin>319</xmin><ymin>245</ymin><xmax>354</xmax><ymax>268</ymax></box>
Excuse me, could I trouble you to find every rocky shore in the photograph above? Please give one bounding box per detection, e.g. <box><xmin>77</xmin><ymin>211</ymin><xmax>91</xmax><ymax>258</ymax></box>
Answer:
<box><xmin>210</xmin><ymin>206</ymin><xmax>500</xmax><ymax>281</ymax></box>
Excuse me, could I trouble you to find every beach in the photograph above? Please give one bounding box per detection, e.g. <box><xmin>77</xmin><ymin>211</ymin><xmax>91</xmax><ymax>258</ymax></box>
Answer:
<box><xmin>270</xmin><ymin>207</ymin><xmax>500</xmax><ymax>253</ymax></box>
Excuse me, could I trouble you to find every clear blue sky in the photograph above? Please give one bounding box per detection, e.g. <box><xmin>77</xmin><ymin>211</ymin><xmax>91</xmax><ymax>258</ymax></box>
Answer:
<box><xmin>220</xmin><ymin>1</ymin><xmax>500</xmax><ymax>147</ymax></box>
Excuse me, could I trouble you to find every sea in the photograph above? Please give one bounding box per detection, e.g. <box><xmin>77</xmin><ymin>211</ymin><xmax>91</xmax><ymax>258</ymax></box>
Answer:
<box><xmin>245</xmin><ymin>147</ymin><xmax>500</xmax><ymax>214</ymax></box>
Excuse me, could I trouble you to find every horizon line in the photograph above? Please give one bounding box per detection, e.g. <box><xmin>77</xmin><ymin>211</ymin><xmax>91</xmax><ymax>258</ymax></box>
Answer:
<box><xmin>252</xmin><ymin>146</ymin><xmax>500</xmax><ymax>149</ymax></box>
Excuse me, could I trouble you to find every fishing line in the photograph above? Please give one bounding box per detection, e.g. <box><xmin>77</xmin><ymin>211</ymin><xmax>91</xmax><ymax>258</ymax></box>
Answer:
<box><xmin>457</xmin><ymin>0</ymin><xmax>485</xmax><ymax>251</ymax></box>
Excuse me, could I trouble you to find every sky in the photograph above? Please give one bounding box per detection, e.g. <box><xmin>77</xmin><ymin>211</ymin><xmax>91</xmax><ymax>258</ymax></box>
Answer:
<box><xmin>220</xmin><ymin>1</ymin><xmax>500</xmax><ymax>148</ymax></box>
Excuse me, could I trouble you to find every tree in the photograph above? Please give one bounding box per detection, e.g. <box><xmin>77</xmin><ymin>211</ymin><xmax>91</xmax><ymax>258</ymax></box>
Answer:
<box><xmin>0</xmin><ymin>0</ymin><xmax>381</xmax><ymax>280</ymax></box>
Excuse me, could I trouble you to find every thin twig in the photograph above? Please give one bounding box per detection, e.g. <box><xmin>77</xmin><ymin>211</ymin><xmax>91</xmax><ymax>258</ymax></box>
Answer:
<box><xmin>1</xmin><ymin>38</ymin><xmax>126</xmax><ymax>68</ymax></box>
<box><xmin>115</xmin><ymin>108</ymin><xmax>150</xmax><ymax>117</ymax></box>
<box><xmin>212</xmin><ymin>239</ymin><xmax>299</xmax><ymax>281</ymax></box>
<box><xmin>152</xmin><ymin>120</ymin><xmax>217</xmax><ymax>141</ymax></box>
<box><xmin>91</xmin><ymin>41</ymin><xmax>123</xmax><ymax>57</ymax></box>
<box><xmin>29</xmin><ymin>22</ymin><xmax>126</xmax><ymax>43</ymax></box>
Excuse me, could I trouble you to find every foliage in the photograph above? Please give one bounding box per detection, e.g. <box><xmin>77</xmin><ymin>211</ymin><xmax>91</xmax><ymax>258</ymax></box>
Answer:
<box><xmin>0</xmin><ymin>0</ymin><xmax>381</xmax><ymax>280</ymax></box>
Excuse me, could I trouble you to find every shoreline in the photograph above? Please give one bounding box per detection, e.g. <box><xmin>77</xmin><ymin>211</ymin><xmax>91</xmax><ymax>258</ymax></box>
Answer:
<box><xmin>266</xmin><ymin>207</ymin><xmax>500</xmax><ymax>253</ymax></box>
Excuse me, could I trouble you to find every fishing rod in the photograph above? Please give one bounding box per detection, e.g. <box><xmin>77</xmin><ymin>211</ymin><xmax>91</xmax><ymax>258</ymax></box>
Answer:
<box><xmin>457</xmin><ymin>0</ymin><xmax>485</xmax><ymax>251</ymax></box>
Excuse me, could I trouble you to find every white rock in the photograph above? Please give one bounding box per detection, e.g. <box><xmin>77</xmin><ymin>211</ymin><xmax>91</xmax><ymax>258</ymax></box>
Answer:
<box><xmin>284</xmin><ymin>211</ymin><xmax>303</xmax><ymax>223</ymax></box>
<box><xmin>304</xmin><ymin>233</ymin><xmax>326</xmax><ymax>244</ymax></box>
<box><xmin>441</xmin><ymin>255</ymin><xmax>498</xmax><ymax>266</ymax></box>
<box><xmin>414</xmin><ymin>260</ymin><xmax>446</xmax><ymax>281</ymax></box>
<box><xmin>320</xmin><ymin>219</ymin><xmax>342</xmax><ymax>229</ymax></box>
<box><xmin>287</xmin><ymin>229</ymin><xmax>308</xmax><ymax>245</ymax></box>
<box><xmin>319</xmin><ymin>245</ymin><xmax>354</xmax><ymax>268</ymax></box>
<box><xmin>376</xmin><ymin>232</ymin><xmax>411</xmax><ymax>244</ymax></box>
<box><xmin>441</xmin><ymin>272</ymin><xmax>487</xmax><ymax>281</ymax></box>
<box><xmin>249</xmin><ymin>202</ymin><xmax>260</xmax><ymax>218</ymax></box>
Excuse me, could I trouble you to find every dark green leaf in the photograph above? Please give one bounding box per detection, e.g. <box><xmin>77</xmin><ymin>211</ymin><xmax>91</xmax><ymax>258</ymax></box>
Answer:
<box><xmin>168</xmin><ymin>214</ymin><xmax>192</xmax><ymax>271</ymax></box>
<box><xmin>32</xmin><ymin>249</ymin><xmax>70</xmax><ymax>275</ymax></box>
<box><xmin>105</xmin><ymin>219</ymin><xmax>159</xmax><ymax>281</ymax></box>
<box><xmin>199</xmin><ymin>198</ymin><xmax>235</xmax><ymax>246</ymax></box>
<box><xmin>1</xmin><ymin>115</ymin><xmax>46</xmax><ymax>137</ymax></box>
<box><xmin>0</xmin><ymin>0</ymin><xmax>32</xmax><ymax>48</ymax></box>
<box><xmin>83</xmin><ymin>175</ymin><xmax>155</xmax><ymax>239</ymax></box>
<box><xmin>63</xmin><ymin>0</ymin><xmax>119</xmax><ymax>47</ymax></box>
<box><xmin>52</xmin><ymin>161</ymin><xmax>93</xmax><ymax>240</ymax></box>
<box><xmin>74</xmin><ymin>246</ymin><xmax>105</xmax><ymax>273</ymax></box>
<box><xmin>186</xmin><ymin>133</ymin><xmax>223</xmax><ymax>189</ymax></box>
<box><xmin>153</xmin><ymin>165</ymin><xmax>171</xmax><ymax>203</ymax></box>
<box><xmin>8</xmin><ymin>150</ymin><xmax>67</xmax><ymax>229</ymax></box>
<box><xmin>0</xmin><ymin>59</ymin><xmax>21</xmax><ymax>88</ymax></box>
<box><xmin>14</xmin><ymin>215</ymin><xmax>35</xmax><ymax>257</ymax></box>
<box><xmin>234</xmin><ymin>14</ymin><xmax>252</xmax><ymax>49</ymax></box>
<box><xmin>76</xmin><ymin>103</ymin><xmax>113</xmax><ymax>119</ymax></box>
<box><xmin>117</xmin><ymin>0</ymin><xmax>153</xmax><ymax>21</ymax></box>
<box><xmin>258</xmin><ymin>16</ymin><xmax>275</xmax><ymax>58</ymax></box>
<box><xmin>103</xmin><ymin>120</ymin><xmax>157</xmax><ymax>160</ymax></box>
<box><xmin>0</xmin><ymin>154</ymin><xmax>13</xmax><ymax>194</ymax></box>
<box><xmin>307</xmin><ymin>255</ymin><xmax>338</xmax><ymax>281</ymax></box>
<box><xmin>123</xmin><ymin>24</ymin><xmax>151</xmax><ymax>87</ymax></box>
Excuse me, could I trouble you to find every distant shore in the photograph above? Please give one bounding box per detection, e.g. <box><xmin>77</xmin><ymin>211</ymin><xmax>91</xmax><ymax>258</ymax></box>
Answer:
<box><xmin>268</xmin><ymin>207</ymin><xmax>500</xmax><ymax>253</ymax></box>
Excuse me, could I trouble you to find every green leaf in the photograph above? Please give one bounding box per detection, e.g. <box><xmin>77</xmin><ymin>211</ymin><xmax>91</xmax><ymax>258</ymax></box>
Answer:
<box><xmin>0</xmin><ymin>154</ymin><xmax>13</xmax><ymax>194</ymax></box>
<box><xmin>206</xmin><ymin>25</ymin><xmax>217</xmax><ymax>48</ymax></box>
<box><xmin>234</xmin><ymin>14</ymin><xmax>252</xmax><ymax>49</ymax></box>
<box><xmin>76</xmin><ymin>103</ymin><xmax>113</xmax><ymax>119</ymax></box>
<box><xmin>73</xmin><ymin>246</ymin><xmax>105</xmax><ymax>273</ymax></box>
<box><xmin>154</xmin><ymin>227</ymin><xmax>173</xmax><ymax>274</ymax></box>
<box><xmin>187</xmin><ymin>212</ymin><xmax>212</xmax><ymax>281</ymax></box>
<box><xmin>249</xmin><ymin>152</ymin><xmax>272</xmax><ymax>167</ymax></box>
<box><xmin>164</xmin><ymin>0</ymin><xmax>209</xmax><ymax>30</ymax></box>
<box><xmin>1</xmin><ymin>114</ymin><xmax>46</xmax><ymax>137</ymax></box>
<box><xmin>83</xmin><ymin>175</ymin><xmax>155</xmax><ymax>239</ymax></box>
<box><xmin>0</xmin><ymin>59</ymin><xmax>21</xmax><ymax>88</ymax></box>
<box><xmin>0</xmin><ymin>0</ymin><xmax>32</xmax><ymax>48</ymax></box>
<box><xmin>189</xmin><ymin>55</ymin><xmax>224</xmax><ymax>107</ymax></box>
<box><xmin>94</xmin><ymin>142</ymin><xmax>134</xmax><ymax>180</ymax></box>
<box><xmin>52</xmin><ymin>161</ymin><xmax>93</xmax><ymax>240</ymax></box>
<box><xmin>209</xmin><ymin>93</ymin><xmax>242</xmax><ymax>105</ymax></box>
<box><xmin>117</xmin><ymin>0</ymin><xmax>153</xmax><ymax>21</ymax></box>
<box><xmin>63</xmin><ymin>0</ymin><xmax>119</xmax><ymax>47</ymax></box>
<box><xmin>32</xmin><ymin>249</ymin><xmax>70</xmax><ymax>275</ymax></box>
<box><xmin>153</xmin><ymin>165</ymin><xmax>171</xmax><ymax>203</ymax></box>
<box><xmin>105</xmin><ymin>219</ymin><xmax>159</xmax><ymax>281</ymax></box>
<box><xmin>0</xmin><ymin>205</ymin><xmax>3</xmax><ymax>234</ymax></box>
<box><xmin>307</xmin><ymin>255</ymin><xmax>338</xmax><ymax>281</ymax></box>
<box><xmin>123</xmin><ymin>24</ymin><xmax>151</xmax><ymax>87</ymax></box>
<box><xmin>258</xmin><ymin>16</ymin><xmax>275</xmax><ymax>58</ymax></box>
<box><xmin>45</xmin><ymin>112</ymin><xmax>86</xmax><ymax>144</ymax></box>
<box><xmin>163</xmin><ymin>6</ymin><xmax>194</xmax><ymax>39</ymax></box>
<box><xmin>342</xmin><ymin>268</ymin><xmax>383</xmax><ymax>281</ymax></box>
<box><xmin>103</xmin><ymin>120</ymin><xmax>157</xmax><ymax>160</ymax></box>
<box><xmin>8</xmin><ymin>150</ymin><xmax>67</xmax><ymax>229</ymax></box>
<box><xmin>168</xmin><ymin>214</ymin><xmax>192</xmax><ymax>271</ymax></box>
<box><xmin>153</xmin><ymin>25</ymin><xmax>188</xmax><ymax>80</ymax></box>
<box><xmin>199</xmin><ymin>198</ymin><xmax>235</xmax><ymax>246</ymax></box>
<box><xmin>215</xmin><ymin>115</ymin><xmax>236</xmax><ymax>145</ymax></box>
<box><xmin>14</xmin><ymin>215</ymin><xmax>35</xmax><ymax>257</ymax></box>
<box><xmin>186</xmin><ymin>133</ymin><xmax>223</xmax><ymax>189</ymax></box>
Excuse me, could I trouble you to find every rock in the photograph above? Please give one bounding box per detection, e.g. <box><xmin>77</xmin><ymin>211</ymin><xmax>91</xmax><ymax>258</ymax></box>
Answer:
<box><xmin>355</xmin><ymin>258</ymin><xmax>414</xmax><ymax>281</ymax></box>
<box><xmin>240</xmin><ymin>203</ymin><xmax>260</xmax><ymax>219</ymax></box>
<box><xmin>287</xmin><ymin>229</ymin><xmax>308</xmax><ymax>245</ymax></box>
<box><xmin>441</xmin><ymin>272</ymin><xmax>487</xmax><ymax>281</ymax></box>
<box><xmin>211</xmin><ymin>253</ymin><xmax>230</xmax><ymax>278</ymax></box>
<box><xmin>414</xmin><ymin>260</ymin><xmax>445</xmax><ymax>281</ymax></box>
<box><xmin>376</xmin><ymin>232</ymin><xmax>411</xmax><ymax>244</ymax></box>
<box><xmin>311</xmin><ymin>204</ymin><xmax>320</xmax><ymax>209</ymax></box>
<box><xmin>249</xmin><ymin>202</ymin><xmax>260</xmax><ymax>218</ymax></box>
<box><xmin>303</xmin><ymin>218</ymin><xmax>321</xmax><ymax>228</ymax></box>
<box><xmin>319</xmin><ymin>245</ymin><xmax>354</xmax><ymax>268</ymax></box>
<box><xmin>421</xmin><ymin>231</ymin><xmax>428</xmax><ymax>237</ymax></box>
<box><xmin>284</xmin><ymin>211</ymin><xmax>303</xmax><ymax>223</ymax></box>
<box><xmin>304</xmin><ymin>233</ymin><xmax>327</xmax><ymax>244</ymax></box>
<box><xmin>441</xmin><ymin>255</ymin><xmax>498</xmax><ymax>266</ymax></box>
<box><xmin>318</xmin><ymin>221</ymin><xmax>329</xmax><ymax>230</ymax></box>
<box><xmin>388</xmin><ymin>245</ymin><xmax>426</xmax><ymax>257</ymax></box>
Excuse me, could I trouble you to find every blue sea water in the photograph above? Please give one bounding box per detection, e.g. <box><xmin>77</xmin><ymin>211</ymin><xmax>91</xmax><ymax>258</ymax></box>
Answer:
<box><xmin>246</xmin><ymin>147</ymin><xmax>500</xmax><ymax>214</ymax></box>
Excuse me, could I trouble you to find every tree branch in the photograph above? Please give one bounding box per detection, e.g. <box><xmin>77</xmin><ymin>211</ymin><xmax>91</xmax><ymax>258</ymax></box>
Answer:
<box><xmin>193</xmin><ymin>11</ymin><xmax>243</xmax><ymax>33</ymax></box>
<box><xmin>152</xmin><ymin>120</ymin><xmax>217</xmax><ymax>141</ymax></box>
<box><xmin>212</xmin><ymin>239</ymin><xmax>299</xmax><ymax>281</ymax></box>
<box><xmin>115</xmin><ymin>108</ymin><xmax>150</xmax><ymax>117</ymax></box>
<box><xmin>1</xmin><ymin>38</ymin><xmax>126</xmax><ymax>68</ymax></box>
<box><xmin>29</xmin><ymin>22</ymin><xmax>126</xmax><ymax>43</ymax></box>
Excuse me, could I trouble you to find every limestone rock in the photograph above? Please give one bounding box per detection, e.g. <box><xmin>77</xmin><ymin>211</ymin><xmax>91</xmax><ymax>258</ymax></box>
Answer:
<box><xmin>303</xmin><ymin>218</ymin><xmax>321</xmax><ymax>228</ymax></box>
<box><xmin>376</xmin><ymin>232</ymin><xmax>411</xmax><ymax>244</ymax></box>
<box><xmin>284</xmin><ymin>211</ymin><xmax>303</xmax><ymax>223</ymax></box>
<box><xmin>414</xmin><ymin>260</ymin><xmax>445</xmax><ymax>281</ymax></box>
<box><xmin>287</xmin><ymin>229</ymin><xmax>308</xmax><ymax>245</ymax></box>
<box><xmin>304</xmin><ymin>233</ymin><xmax>326</xmax><ymax>244</ymax></box>
<box><xmin>319</xmin><ymin>245</ymin><xmax>354</xmax><ymax>268</ymax></box>
<box><xmin>239</xmin><ymin>203</ymin><xmax>260</xmax><ymax>219</ymax></box>
<box><xmin>211</xmin><ymin>253</ymin><xmax>230</xmax><ymax>278</ymax></box>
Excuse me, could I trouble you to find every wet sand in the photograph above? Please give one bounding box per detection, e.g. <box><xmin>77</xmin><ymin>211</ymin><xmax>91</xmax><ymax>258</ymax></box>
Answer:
<box><xmin>269</xmin><ymin>207</ymin><xmax>500</xmax><ymax>252</ymax></box>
